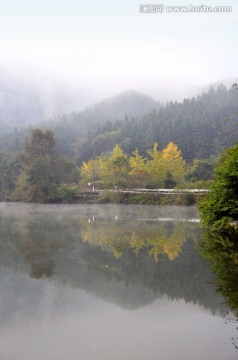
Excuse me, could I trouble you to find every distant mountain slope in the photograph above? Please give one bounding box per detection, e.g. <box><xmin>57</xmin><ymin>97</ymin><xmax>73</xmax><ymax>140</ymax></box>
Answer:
<box><xmin>68</xmin><ymin>85</ymin><xmax>238</xmax><ymax>163</ymax></box>
<box><xmin>0</xmin><ymin>89</ymin><xmax>161</xmax><ymax>154</ymax></box>
<box><xmin>80</xmin><ymin>90</ymin><xmax>161</xmax><ymax>120</ymax></box>
<box><xmin>48</xmin><ymin>90</ymin><xmax>161</xmax><ymax>133</ymax></box>
<box><xmin>200</xmin><ymin>78</ymin><xmax>238</xmax><ymax>94</ymax></box>
<box><xmin>43</xmin><ymin>90</ymin><xmax>161</xmax><ymax>155</ymax></box>
<box><xmin>1</xmin><ymin>85</ymin><xmax>238</xmax><ymax>164</ymax></box>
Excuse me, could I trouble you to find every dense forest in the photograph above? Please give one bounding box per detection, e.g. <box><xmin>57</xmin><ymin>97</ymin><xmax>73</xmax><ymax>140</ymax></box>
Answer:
<box><xmin>70</xmin><ymin>85</ymin><xmax>237</xmax><ymax>164</ymax></box>
<box><xmin>1</xmin><ymin>85</ymin><xmax>238</xmax><ymax>162</ymax></box>
<box><xmin>0</xmin><ymin>84</ymin><xmax>237</xmax><ymax>202</ymax></box>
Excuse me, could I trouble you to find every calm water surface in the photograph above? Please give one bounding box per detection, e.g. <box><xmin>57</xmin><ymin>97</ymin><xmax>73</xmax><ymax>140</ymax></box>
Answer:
<box><xmin>0</xmin><ymin>203</ymin><xmax>237</xmax><ymax>360</ymax></box>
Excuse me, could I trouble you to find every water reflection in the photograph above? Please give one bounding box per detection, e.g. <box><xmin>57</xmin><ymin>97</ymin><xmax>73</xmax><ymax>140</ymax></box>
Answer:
<box><xmin>199</xmin><ymin>230</ymin><xmax>238</xmax><ymax>316</ymax></box>
<box><xmin>199</xmin><ymin>230</ymin><xmax>238</xmax><ymax>351</ymax></box>
<box><xmin>81</xmin><ymin>218</ymin><xmax>188</xmax><ymax>261</ymax></box>
<box><xmin>0</xmin><ymin>203</ymin><xmax>237</xmax><ymax>360</ymax></box>
<box><xmin>0</xmin><ymin>203</ymin><xmax>225</xmax><ymax>312</ymax></box>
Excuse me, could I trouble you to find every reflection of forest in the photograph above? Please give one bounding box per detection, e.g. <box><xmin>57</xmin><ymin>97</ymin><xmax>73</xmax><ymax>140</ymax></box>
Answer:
<box><xmin>0</xmin><ymin>204</ymin><xmax>228</xmax><ymax>314</ymax></box>
<box><xmin>199</xmin><ymin>231</ymin><xmax>238</xmax><ymax>317</ymax></box>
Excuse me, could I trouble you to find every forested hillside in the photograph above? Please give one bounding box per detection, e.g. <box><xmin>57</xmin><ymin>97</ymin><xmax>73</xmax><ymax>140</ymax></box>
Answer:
<box><xmin>0</xmin><ymin>84</ymin><xmax>237</xmax><ymax>202</ymax></box>
<box><xmin>71</xmin><ymin>85</ymin><xmax>238</xmax><ymax>164</ymax></box>
<box><xmin>0</xmin><ymin>90</ymin><xmax>160</xmax><ymax>154</ymax></box>
<box><xmin>1</xmin><ymin>85</ymin><xmax>237</xmax><ymax>165</ymax></box>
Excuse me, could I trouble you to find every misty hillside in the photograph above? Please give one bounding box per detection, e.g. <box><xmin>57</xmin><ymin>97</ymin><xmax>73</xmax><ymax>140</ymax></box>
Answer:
<box><xmin>39</xmin><ymin>90</ymin><xmax>161</xmax><ymax>152</ymax></box>
<box><xmin>53</xmin><ymin>84</ymin><xmax>238</xmax><ymax>163</ymax></box>
<box><xmin>0</xmin><ymin>89</ymin><xmax>160</xmax><ymax>153</ymax></box>
<box><xmin>0</xmin><ymin>69</ymin><xmax>161</xmax><ymax>136</ymax></box>
<box><xmin>48</xmin><ymin>89</ymin><xmax>161</xmax><ymax>133</ymax></box>
<box><xmin>0</xmin><ymin>72</ymin><xmax>101</xmax><ymax>134</ymax></box>
<box><xmin>80</xmin><ymin>90</ymin><xmax>161</xmax><ymax>120</ymax></box>
<box><xmin>199</xmin><ymin>78</ymin><xmax>238</xmax><ymax>95</ymax></box>
<box><xmin>1</xmin><ymin>84</ymin><xmax>238</xmax><ymax>165</ymax></box>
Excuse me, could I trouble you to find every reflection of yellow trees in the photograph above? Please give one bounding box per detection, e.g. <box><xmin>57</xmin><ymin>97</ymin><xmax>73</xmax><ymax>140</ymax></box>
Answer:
<box><xmin>80</xmin><ymin>220</ymin><xmax>187</xmax><ymax>262</ymax></box>
<box><xmin>129</xmin><ymin>224</ymin><xmax>185</xmax><ymax>262</ymax></box>
<box><xmin>80</xmin><ymin>220</ymin><xmax>130</xmax><ymax>259</ymax></box>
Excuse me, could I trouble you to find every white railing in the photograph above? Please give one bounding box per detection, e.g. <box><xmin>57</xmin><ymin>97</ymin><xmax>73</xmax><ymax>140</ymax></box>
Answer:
<box><xmin>131</xmin><ymin>188</ymin><xmax>209</xmax><ymax>194</ymax></box>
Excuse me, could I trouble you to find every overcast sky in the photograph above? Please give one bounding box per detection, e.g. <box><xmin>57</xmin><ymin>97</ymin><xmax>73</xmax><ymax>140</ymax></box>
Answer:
<box><xmin>0</xmin><ymin>0</ymin><xmax>237</xmax><ymax>100</ymax></box>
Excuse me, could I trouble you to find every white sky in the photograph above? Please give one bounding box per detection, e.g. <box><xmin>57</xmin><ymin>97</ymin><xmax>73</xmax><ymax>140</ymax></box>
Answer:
<box><xmin>0</xmin><ymin>0</ymin><xmax>237</xmax><ymax>99</ymax></box>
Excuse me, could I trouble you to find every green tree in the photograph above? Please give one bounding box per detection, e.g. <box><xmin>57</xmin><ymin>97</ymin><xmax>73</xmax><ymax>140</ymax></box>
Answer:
<box><xmin>0</xmin><ymin>152</ymin><xmax>21</xmax><ymax>200</ymax></box>
<box><xmin>199</xmin><ymin>143</ymin><xmax>238</xmax><ymax>231</ymax></box>
<box><xmin>14</xmin><ymin>128</ymin><xmax>78</xmax><ymax>203</ymax></box>
<box><xmin>185</xmin><ymin>158</ymin><xmax>215</xmax><ymax>182</ymax></box>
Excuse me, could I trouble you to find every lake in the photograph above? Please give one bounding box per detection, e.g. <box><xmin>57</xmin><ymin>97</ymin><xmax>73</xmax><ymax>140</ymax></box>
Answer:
<box><xmin>0</xmin><ymin>203</ymin><xmax>237</xmax><ymax>360</ymax></box>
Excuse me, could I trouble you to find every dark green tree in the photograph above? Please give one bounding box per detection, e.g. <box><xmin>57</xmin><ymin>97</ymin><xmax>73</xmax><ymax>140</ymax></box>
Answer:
<box><xmin>14</xmin><ymin>128</ymin><xmax>78</xmax><ymax>203</ymax></box>
<box><xmin>199</xmin><ymin>143</ymin><xmax>238</xmax><ymax>231</ymax></box>
<box><xmin>185</xmin><ymin>158</ymin><xmax>215</xmax><ymax>182</ymax></box>
<box><xmin>0</xmin><ymin>152</ymin><xmax>21</xmax><ymax>200</ymax></box>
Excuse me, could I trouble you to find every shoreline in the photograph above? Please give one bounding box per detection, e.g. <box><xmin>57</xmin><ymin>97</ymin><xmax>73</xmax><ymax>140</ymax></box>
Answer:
<box><xmin>75</xmin><ymin>190</ymin><xmax>206</xmax><ymax>206</ymax></box>
<box><xmin>1</xmin><ymin>189</ymin><xmax>207</xmax><ymax>206</ymax></box>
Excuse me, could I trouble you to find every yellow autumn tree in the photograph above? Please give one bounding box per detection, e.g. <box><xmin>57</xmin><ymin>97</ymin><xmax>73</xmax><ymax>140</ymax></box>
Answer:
<box><xmin>80</xmin><ymin>155</ymin><xmax>106</xmax><ymax>184</ymax></box>
<box><xmin>102</xmin><ymin>145</ymin><xmax>129</xmax><ymax>188</ymax></box>
<box><xmin>129</xmin><ymin>149</ymin><xmax>149</xmax><ymax>187</ymax></box>
<box><xmin>80</xmin><ymin>142</ymin><xmax>185</xmax><ymax>189</ymax></box>
<box><xmin>162</xmin><ymin>142</ymin><xmax>185</xmax><ymax>186</ymax></box>
<box><xmin>145</xmin><ymin>142</ymin><xmax>185</xmax><ymax>188</ymax></box>
<box><xmin>146</xmin><ymin>143</ymin><xmax>165</xmax><ymax>187</ymax></box>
